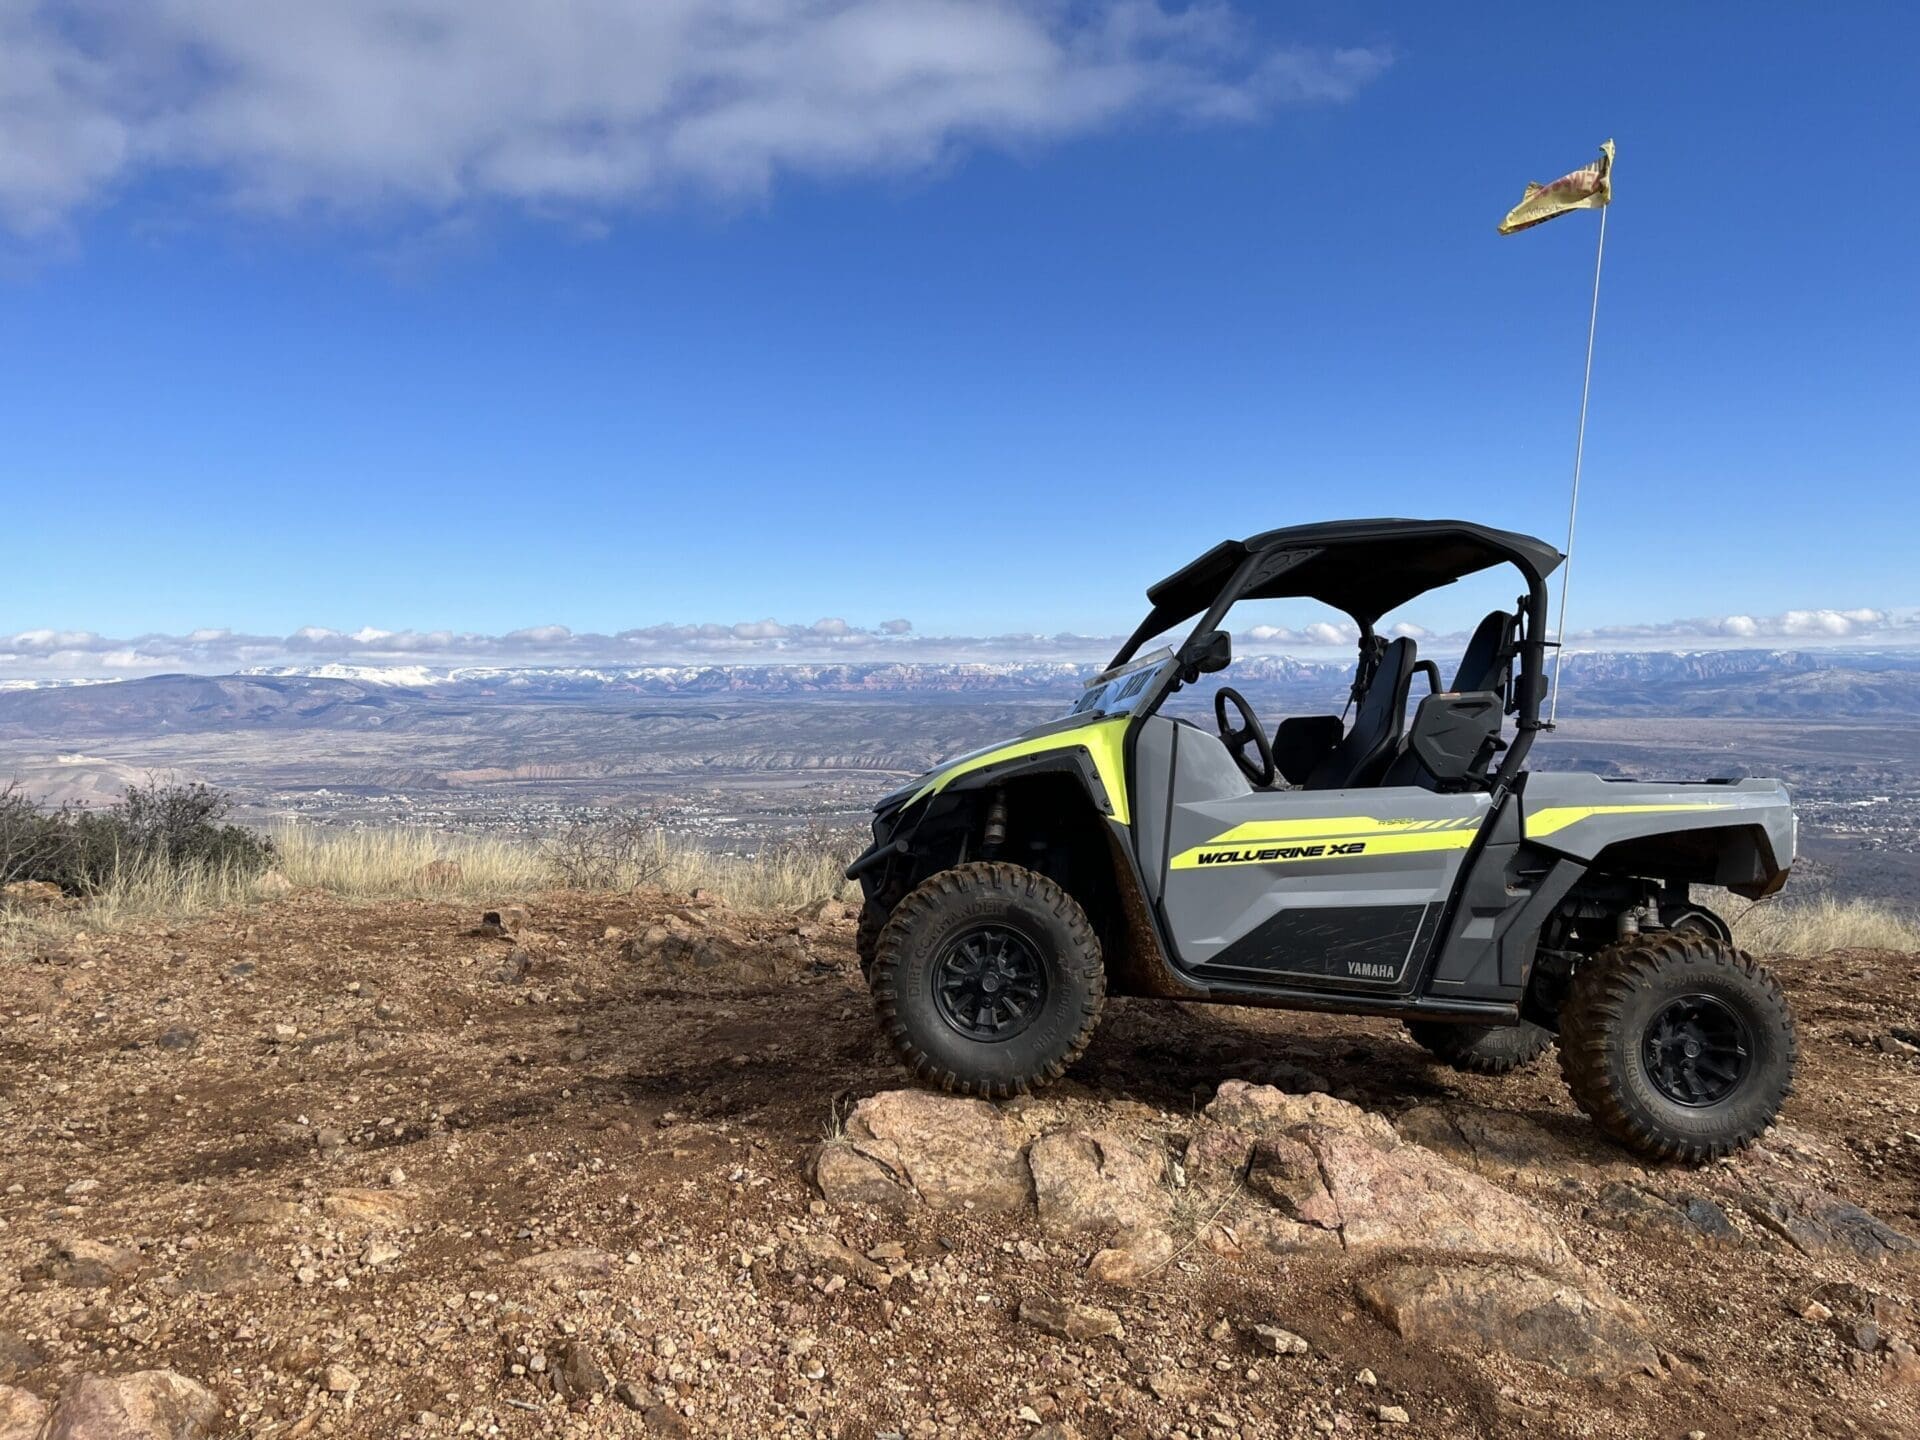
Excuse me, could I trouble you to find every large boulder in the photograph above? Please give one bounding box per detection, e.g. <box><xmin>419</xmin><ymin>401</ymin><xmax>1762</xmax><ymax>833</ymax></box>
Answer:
<box><xmin>813</xmin><ymin>1091</ymin><xmax>1030</xmax><ymax>1213</ymax></box>
<box><xmin>41</xmin><ymin>1371</ymin><xmax>220</xmax><ymax>1440</ymax></box>
<box><xmin>0</xmin><ymin>1386</ymin><xmax>48</xmax><ymax>1440</ymax></box>
<box><xmin>1029</xmin><ymin>1130</ymin><xmax>1172</xmax><ymax>1236</ymax></box>
<box><xmin>1187</xmin><ymin>1083</ymin><xmax>1574</xmax><ymax>1273</ymax></box>
<box><xmin>1586</xmin><ymin>1181</ymin><xmax>1741</xmax><ymax>1244</ymax></box>
<box><xmin>1396</xmin><ymin>1103</ymin><xmax>1645</xmax><ymax>1190</ymax></box>
<box><xmin>2</xmin><ymin>879</ymin><xmax>70</xmax><ymax>910</ymax></box>
<box><xmin>1357</xmin><ymin>1262</ymin><xmax>1659</xmax><ymax>1381</ymax></box>
<box><xmin>811</xmin><ymin>1145</ymin><xmax>912</xmax><ymax>1212</ymax></box>
<box><xmin>1205</xmin><ymin>1082</ymin><xmax>1400</xmax><ymax>1149</ymax></box>
<box><xmin>1734</xmin><ymin>1179</ymin><xmax>1918</xmax><ymax>1263</ymax></box>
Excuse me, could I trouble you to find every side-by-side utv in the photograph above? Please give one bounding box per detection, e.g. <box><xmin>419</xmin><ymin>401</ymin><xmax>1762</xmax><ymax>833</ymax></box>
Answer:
<box><xmin>848</xmin><ymin>519</ymin><xmax>1798</xmax><ymax>1162</ymax></box>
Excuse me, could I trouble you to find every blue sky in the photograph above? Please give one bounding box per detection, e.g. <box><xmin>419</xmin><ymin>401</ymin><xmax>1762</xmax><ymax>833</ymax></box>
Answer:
<box><xmin>3</xmin><ymin>2</ymin><xmax>1916</xmax><ymax>674</ymax></box>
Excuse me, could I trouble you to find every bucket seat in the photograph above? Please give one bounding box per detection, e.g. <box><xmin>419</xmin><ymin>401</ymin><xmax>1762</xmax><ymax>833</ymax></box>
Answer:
<box><xmin>1305</xmin><ymin>638</ymin><xmax>1418</xmax><ymax>790</ymax></box>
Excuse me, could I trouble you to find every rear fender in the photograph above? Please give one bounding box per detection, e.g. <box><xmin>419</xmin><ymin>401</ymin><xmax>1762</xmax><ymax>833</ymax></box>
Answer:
<box><xmin>1521</xmin><ymin>778</ymin><xmax>1793</xmax><ymax>899</ymax></box>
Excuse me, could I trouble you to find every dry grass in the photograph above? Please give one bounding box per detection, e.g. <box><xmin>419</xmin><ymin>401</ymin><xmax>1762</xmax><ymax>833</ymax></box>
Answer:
<box><xmin>1724</xmin><ymin>892</ymin><xmax>1920</xmax><ymax>956</ymax></box>
<box><xmin>10</xmin><ymin>820</ymin><xmax>1919</xmax><ymax>962</ymax></box>
<box><xmin>275</xmin><ymin>822</ymin><xmax>863</xmax><ymax>910</ymax></box>
<box><xmin>1</xmin><ymin>821</ymin><xmax>861</xmax><ymax>948</ymax></box>
<box><xmin>272</xmin><ymin>825</ymin><xmax>551</xmax><ymax>898</ymax></box>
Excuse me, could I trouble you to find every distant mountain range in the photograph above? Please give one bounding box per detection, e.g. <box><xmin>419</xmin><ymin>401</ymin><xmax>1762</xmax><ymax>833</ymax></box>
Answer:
<box><xmin>1</xmin><ymin>649</ymin><xmax>1918</xmax><ymax>739</ymax></box>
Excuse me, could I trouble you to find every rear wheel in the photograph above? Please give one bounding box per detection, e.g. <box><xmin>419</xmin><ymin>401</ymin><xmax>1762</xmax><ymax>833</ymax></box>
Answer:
<box><xmin>1558</xmin><ymin>931</ymin><xmax>1797</xmax><ymax>1163</ymax></box>
<box><xmin>870</xmin><ymin>862</ymin><xmax>1104</xmax><ymax>1097</ymax></box>
<box><xmin>1405</xmin><ymin>1019</ymin><xmax>1554</xmax><ymax>1075</ymax></box>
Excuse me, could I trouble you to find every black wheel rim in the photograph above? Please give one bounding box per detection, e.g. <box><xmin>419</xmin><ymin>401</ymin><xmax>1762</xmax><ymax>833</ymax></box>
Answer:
<box><xmin>932</xmin><ymin>924</ymin><xmax>1048</xmax><ymax>1041</ymax></box>
<box><xmin>1644</xmin><ymin>994</ymin><xmax>1752</xmax><ymax>1107</ymax></box>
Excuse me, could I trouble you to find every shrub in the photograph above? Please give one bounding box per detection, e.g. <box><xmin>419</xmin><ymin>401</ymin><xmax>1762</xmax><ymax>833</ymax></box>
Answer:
<box><xmin>0</xmin><ymin>778</ymin><xmax>275</xmax><ymax>897</ymax></box>
<box><xmin>544</xmin><ymin>810</ymin><xmax>670</xmax><ymax>891</ymax></box>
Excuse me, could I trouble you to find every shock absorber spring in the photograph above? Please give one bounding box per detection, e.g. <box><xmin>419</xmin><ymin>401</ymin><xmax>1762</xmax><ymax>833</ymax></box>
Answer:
<box><xmin>982</xmin><ymin>789</ymin><xmax>1008</xmax><ymax>857</ymax></box>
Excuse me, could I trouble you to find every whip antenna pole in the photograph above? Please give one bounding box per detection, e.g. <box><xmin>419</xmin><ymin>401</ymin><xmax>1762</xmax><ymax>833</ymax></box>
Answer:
<box><xmin>1548</xmin><ymin>201</ymin><xmax>1608</xmax><ymax>726</ymax></box>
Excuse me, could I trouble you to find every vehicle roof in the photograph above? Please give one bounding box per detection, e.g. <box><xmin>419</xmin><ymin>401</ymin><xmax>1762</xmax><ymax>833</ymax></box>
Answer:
<box><xmin>1144</xmin><ymin>518</ymin><xmax>1564</xmax><ymax>629</ymax></box>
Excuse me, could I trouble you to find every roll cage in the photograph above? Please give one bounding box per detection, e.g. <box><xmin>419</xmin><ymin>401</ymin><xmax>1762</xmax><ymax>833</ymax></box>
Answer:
<box><xmin>1106</xmin><ymin>518</ymin><xmax>1564</xmax><ymax>793</ymax></box>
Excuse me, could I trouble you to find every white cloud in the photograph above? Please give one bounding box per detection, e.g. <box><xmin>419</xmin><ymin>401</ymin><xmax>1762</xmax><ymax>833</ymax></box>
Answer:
<box><xmin>0</xmin><ymin>1</ymin><xmax>1390</xmax><ymax>234</ymax></box>
<box><xmin>3</xmin><ymin>603</ymin><xmax>1914</xmax><ymax>678</ymax></box>
<box><xmin>1576</xmin><ymin>607</ymin><xmax>1901</xmax><ymax>646</ymax></box>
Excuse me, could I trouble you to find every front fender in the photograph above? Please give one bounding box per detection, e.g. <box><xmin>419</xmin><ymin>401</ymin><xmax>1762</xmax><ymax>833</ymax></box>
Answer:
<box><xmin>904</xmin><ymin>715</ymin><xmax>1133</xmax><ymax>824</ymax></box>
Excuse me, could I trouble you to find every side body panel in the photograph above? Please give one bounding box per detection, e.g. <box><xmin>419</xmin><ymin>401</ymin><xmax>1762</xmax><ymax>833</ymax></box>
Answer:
<box><xmin>1155</xmin><ymin>726</ymin><xmax>1492</xmax><ymax>993</ymax></box>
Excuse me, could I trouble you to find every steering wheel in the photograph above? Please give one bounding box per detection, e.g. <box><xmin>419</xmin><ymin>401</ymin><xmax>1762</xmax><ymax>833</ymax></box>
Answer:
<box><xmin>1214</xmin><ymin>686</ymin><xmax>1276</xmax><ymax>787</ymax></box>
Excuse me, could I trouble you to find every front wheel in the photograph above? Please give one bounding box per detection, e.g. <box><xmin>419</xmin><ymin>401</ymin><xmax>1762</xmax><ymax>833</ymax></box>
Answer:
<box><xmin>870</xmin><ymin>862</ymin><xmax>1105</xmax><ymax>1098</ymax></box>
<box><xmin>1558</xmin><ymin>932</ymin><xmax>1797</xmax><ymax>1163</ymax></box>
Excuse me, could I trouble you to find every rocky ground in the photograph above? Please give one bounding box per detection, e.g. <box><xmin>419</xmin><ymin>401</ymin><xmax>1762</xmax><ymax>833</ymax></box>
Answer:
<box><xmin>1</xmin><ymin>891</ymin><xmax>1917</xmax><ymax>1439</ymax></box>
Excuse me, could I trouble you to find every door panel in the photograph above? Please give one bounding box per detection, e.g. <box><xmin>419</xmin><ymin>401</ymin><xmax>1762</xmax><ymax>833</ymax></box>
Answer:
<box><xmin>1157</xmin><ymin>758</ymin><xmax>1490</xmax><ymax>993</ymax></box>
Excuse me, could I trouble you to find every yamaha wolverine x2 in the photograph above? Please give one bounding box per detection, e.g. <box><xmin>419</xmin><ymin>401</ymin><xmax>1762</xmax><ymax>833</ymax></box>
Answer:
<box><xmin>848</xmin><ymin>519</ymin><xmax>1798</xmax><ymax>1162</ymax></box>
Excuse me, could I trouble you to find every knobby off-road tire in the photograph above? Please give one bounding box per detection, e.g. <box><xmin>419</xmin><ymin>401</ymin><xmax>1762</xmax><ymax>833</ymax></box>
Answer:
<box><xmin>1558</xmin><ymin>931</ymin><xmax>1797</xmax><ymax>1163</ymax></box>
<box><xmin>857</xmin><ymin>878</ymin><xmax>911</xmax><ymax>981</ymax></box>
<box><xmin>856</xmin><ymin>900</ymin><xmax>886</xmax><ymax>981</ymax></box>
<box><xmin>870</xmin><ymin>862</ymin><xmax>1105</xmax><ymax>1098</ymax></box>
<box><xmin>1405</xmin><ymin>1019</ymin><xmax>1554</xmax><ymax>1076</ymax></box>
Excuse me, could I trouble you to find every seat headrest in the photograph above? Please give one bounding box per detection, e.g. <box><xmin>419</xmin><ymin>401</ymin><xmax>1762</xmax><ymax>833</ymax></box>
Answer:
<box><xmin>1453</xmin><ymin>610</ymin><xmax>1513</xmax><ymax>696</ymax></box>
<box><xmin>1360</xmin><ymin>638</ymin><xmax>1417</xmax><ymax>717</ymax></box>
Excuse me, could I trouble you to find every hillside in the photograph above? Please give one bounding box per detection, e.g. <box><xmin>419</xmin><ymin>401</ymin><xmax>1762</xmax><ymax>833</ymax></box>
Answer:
<box><xmin>1</xmin><ymin>890</ymin><xmax>1916</xmax><ymax>1438</ymax></box>
<box><xmin>7</xmin><ymin>650</ymin><xmax>1920</xmax><ymax>738</ymax></box>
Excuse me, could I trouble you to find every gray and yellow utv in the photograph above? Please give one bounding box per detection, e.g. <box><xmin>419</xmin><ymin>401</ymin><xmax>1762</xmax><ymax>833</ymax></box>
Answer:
<box><xmin>848</xmin><ymin>519</ymin><xmax>1799</xmax><ymax>1162</ymax></box>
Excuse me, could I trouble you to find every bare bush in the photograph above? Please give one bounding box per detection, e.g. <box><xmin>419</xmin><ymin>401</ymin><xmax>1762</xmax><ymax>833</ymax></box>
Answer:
<box><xmin>542</xmin><ymin>810</ymin><xmax>670</xmax><ymax>891</ymax></box>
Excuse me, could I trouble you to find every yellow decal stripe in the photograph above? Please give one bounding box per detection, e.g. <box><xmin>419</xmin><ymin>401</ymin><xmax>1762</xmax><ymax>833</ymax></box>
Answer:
<box><xmin>1524</xmin><ymin>802</ymin><xmax>1743</xmax><ymax>840</ymax></box>
<box><xmin>1170</xmin><ymin>818</ymin><xmax>1481</xmax><ymax>871</ymax></box>
<box><xmin>1197</xmin><ymin>813</ymin><xmax>1482</xmax><ymax>846</ymax></box>
<box><xmin>909</xmin><ymin>716</ymin><xmax>1133</xmax><ymax>825</ymax></box>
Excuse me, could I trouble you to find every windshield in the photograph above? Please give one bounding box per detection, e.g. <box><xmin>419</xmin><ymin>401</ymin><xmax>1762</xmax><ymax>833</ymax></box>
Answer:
<box><xmin>1064</xmin><ymin>647</ymin><xmax>1176</xmax><ymax>718</ymax></box>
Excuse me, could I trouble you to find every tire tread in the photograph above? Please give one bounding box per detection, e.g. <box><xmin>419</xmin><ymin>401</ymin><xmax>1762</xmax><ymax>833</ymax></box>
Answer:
<box><xmin>870</xmin><ymin>862</ymin><xmax>1105</xmax><ymax>1098</ymax></box>
<box><xmin>1405</xmin><ymin>1019</ymin><xmax>1554</xmax><ymax>1075</ymax></box>
<box><xmin>1558</xmin><ymin>930</ymin><xmax>1797</xmax><ymax>1163</ymax></box>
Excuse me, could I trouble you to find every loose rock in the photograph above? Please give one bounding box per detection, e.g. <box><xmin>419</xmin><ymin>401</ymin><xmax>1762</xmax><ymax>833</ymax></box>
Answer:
<box><xmin>1251</xmin><ymin>1323</ymin><xmax>1310</xmax><ymax>1356</ymax></box>
<box><xmin>1017</xmin><ymin>1296</ymin><xmax>1124</xmax><ymax>1342</ymax></box>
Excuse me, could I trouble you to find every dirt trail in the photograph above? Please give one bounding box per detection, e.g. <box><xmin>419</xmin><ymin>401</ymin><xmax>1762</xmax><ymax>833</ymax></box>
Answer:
<box><xmin>1</xmin><ymin>892</ymin><xmax>1916</xmax><ymax>1438</ymax></box>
